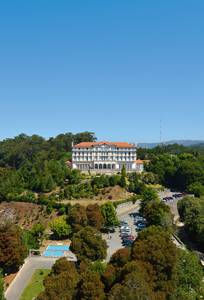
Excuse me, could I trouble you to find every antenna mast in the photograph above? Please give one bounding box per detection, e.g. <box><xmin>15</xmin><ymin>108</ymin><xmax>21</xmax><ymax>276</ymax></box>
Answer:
<box><xmin>160</xmin><ymin>119</ymin><xmax>162</xmax><ymax>145</ymax></box>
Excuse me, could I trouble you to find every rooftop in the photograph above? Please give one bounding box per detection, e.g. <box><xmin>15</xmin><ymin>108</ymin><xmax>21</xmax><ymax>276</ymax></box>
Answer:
<box><xmin>73</xmin><ymin>141</ymin><xmax>135</xmax><ymax>149</ymax></box>
<box><xmin>135</xmin><ymin>159</ymin><xmax>150</xmax><ymax>164</ymax></box>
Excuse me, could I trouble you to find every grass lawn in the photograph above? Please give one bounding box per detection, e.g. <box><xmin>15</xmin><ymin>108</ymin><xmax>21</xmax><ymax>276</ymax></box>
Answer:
<box><xmin>20</xmin><ymin>269</ymin><xmax>50</xmax><ymax>300</ymax></box>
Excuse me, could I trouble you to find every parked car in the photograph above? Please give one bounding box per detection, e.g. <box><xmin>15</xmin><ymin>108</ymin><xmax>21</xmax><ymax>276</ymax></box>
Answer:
<box><xmin>121</xmin><ymin>232</ymin><xmax>131</xmax><ymax>238</ymax></box>
<box><xmin>122</xmin><ymin>239</ymin><xmax>134</xmax><ymax>246</ymax></box>
<box><xmin>122</xmin><ymin>235</ymin><xmax>135</xmax><ymax>241</ymax></box>
<box><xmin>121</xmin><ymin>229</ymin><xmax>131</xmax><ymax>235</ymax></box>
<box><xmin>120</xmin><ymin>226</ymin><xmax>130</xmax><ymax>231</ymax></box>
<box><xmin>120</xmin><ymin>229</ymin><xmax>131</xmax><ymax>236</ymax></box>
<box><xmin>101</xmin><ymin>225</ymin><xmax>117</xmax><ymax>233</ymax></box>
<box><xmin>175</xmin><ymin>194</ymin><xmax>180</xmax><ymax>198</ymax></box>
<box><xmin>108</xmin><ymin>227</ymin><xmax>116</xmax><ymax>233</ymax></box>
<box><xmin>120</xmin><ymin>221</ymin><xmax>128</xmax><ymax>226</ymax></box>
<box><xmin>136</xmin><ymin>222</ymin><xmax>146</xmax><ymax>231</ymax></box>
<box><xmin>163</xmin><ymin>196</ymin><xmax>174</xmax><ymax>202</ymax></box>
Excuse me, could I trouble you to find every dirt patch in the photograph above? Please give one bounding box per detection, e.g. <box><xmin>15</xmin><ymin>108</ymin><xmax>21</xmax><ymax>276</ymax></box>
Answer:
<box><xmin>94</xmin><ymin>185</ymin><xmax>132</xmax><ymax>201</ymax></box>
<box><xmin>60</xmin><ymin>185</ymin><xmax>133</xmax><ymax>206</ymax></box>
<box><xmin>0</xmin><ymin>202</ymin><xmax>56</xmax><ymax>229</ymax></box>
<box><xmin>4</xmin><ymin>273</ymin><xmax>17</xmax><ymax>289</ymax></box>
<box><xmin>62</xmin><ymin>199</ymin><xmax>114</xmax><ymax>206</ymax></box>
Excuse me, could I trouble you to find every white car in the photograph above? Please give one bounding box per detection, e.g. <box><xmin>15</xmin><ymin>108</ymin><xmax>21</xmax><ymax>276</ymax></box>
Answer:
<box><xmin>120</xmin><ymin>226</ymin><xmax>130</xmax><ymax>231</ymax></box>
<box><xmin>121</xmin><ymin>227</ymin><xmax>131</xmax><ymax>234</ymax></box>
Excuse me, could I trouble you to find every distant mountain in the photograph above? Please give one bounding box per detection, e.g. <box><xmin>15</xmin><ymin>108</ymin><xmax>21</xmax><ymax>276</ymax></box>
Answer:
<box><xmin>138</xmin><ymin>142</ymin><xmax>160</xmax><ymax>149</ymax></box>
<box><xmin>138</xmin><ymin>140</ymin><xmax>204</xmax><ymax>149</ymax></box>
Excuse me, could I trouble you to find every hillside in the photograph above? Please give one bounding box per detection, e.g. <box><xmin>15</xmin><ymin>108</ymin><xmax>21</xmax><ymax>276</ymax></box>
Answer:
<box><xmin>0</xmin><ymin>201</ymin><xmax>57</xmax><ymax>229</ymax></box>
<box><xmin>61</xmin><ymin>185</ymin><xmax>133</xmax><ymax>206</ymax></box>
<box><xmin>138</xmin><ymin>140</ymin><xmax>204</xmax><ymax>148</ymax></box>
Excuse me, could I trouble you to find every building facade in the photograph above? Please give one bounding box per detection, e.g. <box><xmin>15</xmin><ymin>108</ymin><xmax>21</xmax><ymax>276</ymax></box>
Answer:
<box><xmin>72</xmin><ymin>141</ymin><xmax>142</xmax><ymax>173</ymax></box>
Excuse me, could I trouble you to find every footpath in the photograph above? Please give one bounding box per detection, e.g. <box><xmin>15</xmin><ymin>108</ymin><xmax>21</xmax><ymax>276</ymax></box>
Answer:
<box><xmin>5</xmin><ymin>257</ymin><xmax>57</xmax><ymax>300</ymax></box>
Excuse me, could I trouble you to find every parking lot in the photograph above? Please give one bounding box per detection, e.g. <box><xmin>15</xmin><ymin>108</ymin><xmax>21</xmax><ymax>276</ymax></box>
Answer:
<box><xmin>105</xmin><ymin>191</ymin><xmax>188</xmax><ymax>261</ymax></box>
<box><xmin>119</xmin><ymin>211</ymin><xmax>146</xmax><ymax>245</ymax></box>
<box><xmin>105</xmin><ymin>205</ymin><xmax>147</xmax><ymax>260</ymax></box>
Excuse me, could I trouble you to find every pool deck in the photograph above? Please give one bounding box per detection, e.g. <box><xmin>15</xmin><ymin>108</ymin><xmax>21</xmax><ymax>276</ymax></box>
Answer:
<box><xmin>40</xmin><ymin>239</ymin><xmax>71</xmax><ymax>252</ymax></box>
<box><xmin>40</xmin><ymin>240</ymin><xmax>72</xmax><ymax>258</ymax></box>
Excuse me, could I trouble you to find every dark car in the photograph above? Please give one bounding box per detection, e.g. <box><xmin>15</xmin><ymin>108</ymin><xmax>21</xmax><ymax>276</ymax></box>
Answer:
<box><xmin>121</xmin><ymin>234</ymin><xmax>134</xmax><ymax>239</ymax></box>
<box><xmin>123</xmin><ymin>236</ymin><xmax>135</xmax><ymax>241</ymax></box>
<box><xmin>101</xmin><ymin>226</ymin><xmax>115</xmax><ymax>233</ymax></box>
<box><xmin>120</xmin><ymin>230</ymin><xmax>131</xmax><ymax>237</ymax></box>
<box><xmin>108</xmin><ymin>227</ymin><xmax>116</xmax><ymax>233</ymax></box>
<box><xmin>136</xmin><ymin>222</ymin><xmax>146</xmax><ymax>231</ymax></box>
<box><xmin>119</xmin><ymin>222</ymin><xmax>128</xmax><ymax>227</ymax></box>
<box><xmin>122</xmin><ymin>239</ymin><xmax>134</xmax><ymax>246</ymax></box>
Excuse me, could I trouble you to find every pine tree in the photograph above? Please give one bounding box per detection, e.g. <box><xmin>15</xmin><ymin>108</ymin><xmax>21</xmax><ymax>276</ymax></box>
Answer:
<box><xmin>121</xmin><ymin>165</ymin><xmax>127</xmax><ymax>177</ymax></box>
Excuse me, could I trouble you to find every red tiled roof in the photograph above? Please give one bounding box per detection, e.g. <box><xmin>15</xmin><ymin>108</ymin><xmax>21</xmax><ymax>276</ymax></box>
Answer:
<box><xmin>135</xmin><ymin>159</ymin><xmax>144</xmax><ymax>164</ymax></box>
<box><xmin>73</xmin><ymin>141</ymin><xmax>135</xmax><ymax>148</ymax></box>
<box><xmin>135</xmin><ymin>159</ymin><xmax>150</xmax><ymax>164</ymax></box>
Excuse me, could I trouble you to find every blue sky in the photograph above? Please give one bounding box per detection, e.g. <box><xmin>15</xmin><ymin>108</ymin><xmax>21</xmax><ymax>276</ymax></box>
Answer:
<box><xmin>0</xmin><ymin>0</ymin><xmax>204</xmax><ymax>142</ymax></box>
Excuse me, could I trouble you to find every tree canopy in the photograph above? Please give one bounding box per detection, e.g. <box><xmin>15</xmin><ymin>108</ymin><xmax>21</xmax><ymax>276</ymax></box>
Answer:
<box><xmin>178</xmin><ymin>196</ymin><xmax>204</xmax><ymax>249</ymax></box>
<box><xmin>0</xmin><ymin>271</ymin><xmax>5</xmax><ymax>300</ymax></box>
<box><xmin>101</xmin><ymin>202</ymin><xmax>119</xmax><ymax>228</ymax></box>
<box><xmin>0</xmin><ymin>132</ymin><xmax>95</xmax><ymax>200</ymax></box>
<box><xmin>50</xmin><ymin>216</ymin><xmax>72</xmax><ymax>239</ymax></box>
<box><xmin>70</xmin><ymin>226</ymin><xmax>107</xmax><ymax>261</ymax></box>
<box><xmin>0</xmin><ymin>223</ymin><xmax>27</xmax><ymax>273</ymax></box>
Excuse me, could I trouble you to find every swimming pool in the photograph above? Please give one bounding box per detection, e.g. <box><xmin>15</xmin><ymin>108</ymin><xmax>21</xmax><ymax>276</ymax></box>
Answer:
<box><xmin>43</xmin><ymin>245</ymin><xmax>70</xmax><ymax>257</ymax></box>
<box><xmin>43</xmin><ymin>250</ymin><xmax>64</xmax><ymax>257</ymax></box>
<box><xmin>47</xmin><ymin>245</ymin><xmax>69</xmax><ymax>251</ymax></box>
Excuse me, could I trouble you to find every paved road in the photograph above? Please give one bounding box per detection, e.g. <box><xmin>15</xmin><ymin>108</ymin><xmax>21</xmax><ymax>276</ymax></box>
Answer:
<box><xmin>159</xmin><ymin>190</ymin><xmax>181</xmax><ymax>223</ymax></box>
<box><xmin>5</xmin><ymin>257</ymin><xmax>57</xmax><ymax>300</ymax></box>
<box><xmin>116</xmin><ymin>201</ymin><xmax>140</xmax><ymax>217</ymax></box>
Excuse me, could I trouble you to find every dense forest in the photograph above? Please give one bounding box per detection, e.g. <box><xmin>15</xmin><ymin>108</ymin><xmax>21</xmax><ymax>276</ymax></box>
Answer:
<box><xmin>138</xmin><ymin>144</ymin><xmax>204</xmax><ymax>197</ymax></box>
<box><xmin>0</xmin><ymin>132</ymin><xmax>95</xmax><ymax>201</ymax></box>
<box><xmin>1</xmin><ymin>133</ymin><xmax>204</xmax><ymax>204</ymax></box>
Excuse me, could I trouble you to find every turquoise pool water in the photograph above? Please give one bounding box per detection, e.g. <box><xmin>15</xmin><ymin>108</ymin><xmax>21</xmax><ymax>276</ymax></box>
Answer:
<box><xmin>43</xmin><ymin>250</ymin><xmax>64</xmax><ymax>257</ymax></box>
<box><xmin>43</xmin><ymin>245</ymin><xmax>70</xmax><ymax>257</ymax></box>
<box><xmin>47</xmin><ymin>245</ymin><xmax>69</xmax><ymax>251</ymax></box>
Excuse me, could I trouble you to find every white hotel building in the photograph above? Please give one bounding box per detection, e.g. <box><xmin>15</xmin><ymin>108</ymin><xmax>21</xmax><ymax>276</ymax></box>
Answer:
<box><xmin>72</xmin><ymin>141</ymin><xmax>144</xmax><ymax>173</ymax></box>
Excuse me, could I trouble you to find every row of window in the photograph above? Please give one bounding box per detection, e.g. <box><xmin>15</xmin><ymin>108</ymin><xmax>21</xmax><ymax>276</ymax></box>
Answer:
<box><xmin>76</xmin><ymin>163</ymin><xmax>134</xmax><ymax>170</ymax></box>
<box><xmin>94</xmin><ymin>164</ymin><xmax>115</xmax><ymax>169</ymax></box>
<box><xmin>77</xmin><ymin>164</ymin><xmax>90</xmax><ymax>170</ymax></box>
<box><xmin>73</xmin><ymin>155</ymin><xmax>136</xmax><ymax>158</ymax></box>
<box><xmin>73</xmin><ymin>151</ymin><xmax>136</xmax><ymax>155</ymax></box>
<box><xmin>74</xmin><ymin>148</ymin><xmax>136</xmax><ymax>152</ymax></box>
<box><xmin>73</xmin><ymin>157</ymin><xmax>136</xmax><ymax>161</ymax></box>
